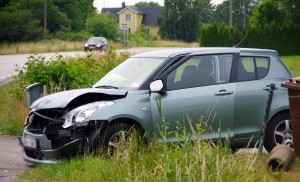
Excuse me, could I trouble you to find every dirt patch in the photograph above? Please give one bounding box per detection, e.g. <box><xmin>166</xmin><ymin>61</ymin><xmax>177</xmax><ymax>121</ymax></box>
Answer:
<box><xmin>0</xmin><ymin>135</ymin><xmax>32</xmax><ymax>182</ymax></box>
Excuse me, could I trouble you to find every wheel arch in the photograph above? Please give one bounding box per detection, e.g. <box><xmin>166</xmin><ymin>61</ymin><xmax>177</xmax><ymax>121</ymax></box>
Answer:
<box><xmin>107</xmin><ymin>117</ymin><xmax>146</xmax><ymax>134</ymax></box>
<box><xmin>88</xmin><ymin>117</ymin><xmax>147</xmax><ymax>138</ymax></box>
<box><xmin>268</xmin><ymin>109</ymin><xmax>290</xmax><ymax>125</ymax></box>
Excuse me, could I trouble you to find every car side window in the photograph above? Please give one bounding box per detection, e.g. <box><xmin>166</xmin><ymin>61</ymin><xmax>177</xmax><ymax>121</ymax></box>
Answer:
<box><xmin>218</xmin><ymin>54</ymin><xmax>233</xmax><ymax>83</ymax></box>
<box><xmin>256</xmin><ymin>57</ymin><xmax>269</xmax><ymax>79</ymax></box>
<box><xmin>237</xmin><ymin>56</ymin><xmax>269</xmax><ymax>81</ymax></box>
<box><xmin>166</xmin><ymin>54</ymin><xmax>233</xmax><ymax>90</ymax></box>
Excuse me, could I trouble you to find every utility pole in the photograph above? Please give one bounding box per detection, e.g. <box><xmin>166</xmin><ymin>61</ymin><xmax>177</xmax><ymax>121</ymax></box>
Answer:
<box><xmin>229</xmin><ymin>0</ymin><xmax>232</xmax><ymax>27</ymax></box>
<box><xmin>44</xmin><ymin>0</ymin><xmax>47</xmax><ymax>31</ymax></box>
<box><xmin>243</xmin><ymin>0</ymin><xmax>246</xmax><ymax>30</ymax></box>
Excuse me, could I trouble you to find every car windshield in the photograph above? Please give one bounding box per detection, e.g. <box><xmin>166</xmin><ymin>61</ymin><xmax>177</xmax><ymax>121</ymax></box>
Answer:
<box><xmin>93</xmin><ymin>57</ymin><xmax>167</xmax><ymax>89</ymax></box>
<box><xmin>87</xmin><ymin>37</ymin><xmax>103</xmax><ymax>43</ymax></box>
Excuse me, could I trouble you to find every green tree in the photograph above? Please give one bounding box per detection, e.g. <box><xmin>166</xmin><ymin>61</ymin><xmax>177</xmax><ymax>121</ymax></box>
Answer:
<box><xmin>0</xmin><ymin>0</ymin><xmax>71</xmax><ymax>33</ymax></box>
<box><xmin>0</xmin><ymin>0</ymin><xmax>95</xmax><ymax>42</ymax></box>
<box><xmin>85</xmin><ymin>13</ymin><xmax>118</xmax><ymax>40</ymax></box>
<box><xmin>158</xmin><ymin>0</ymin><xmax>213</xmax><ymax>42</ymax></box>
<box><xmin>212</xmin><ymin>0</ymin><xmax>259</xmax><ymax>30</ymax></box>
<box><xmin>0</xmin><ymin>0</ymin><xmax>10</xmax><ymax>8</ymax></box>
<box><xmin>276</xmin><ymin>0</ymin><xmax>300</xmax><ymax>24</ymax></box>
<box><xmin>53</xmin><ymin>0</ymin><xmax>95</xmax><ymax>32</ymax></box>
<box><xmin>195</xmin><ymin>0</ymin><xmax>215</xmax><ymax>23</ymax></box>
<box><xmin>134</xmin><ymin>1</ymin><xmax>160</xmax><ymax>7</ymax></box>
<box><xmin>249</xmin><ymin>0</ymin><xmax>286</xmax><ymax>28</ymax></box>
<box><xmin>0</xmin><ymin>4</ymin><xmax>44</xmax><ymax>41</ymax></box>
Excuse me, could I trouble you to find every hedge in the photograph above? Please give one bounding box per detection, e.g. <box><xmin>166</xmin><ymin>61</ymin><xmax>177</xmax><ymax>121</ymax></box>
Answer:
<box><xmin>200</xmin><ymin>22</ymin><xmax>300</xmax><ymax>55</ymax></box>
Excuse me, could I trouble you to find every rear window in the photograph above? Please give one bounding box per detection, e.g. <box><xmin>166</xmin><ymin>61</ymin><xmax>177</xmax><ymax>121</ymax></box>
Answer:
<box><xmin>237</xmin><ymin>57</ymin><xmax>269</xmax><ymax>81</ymax></box>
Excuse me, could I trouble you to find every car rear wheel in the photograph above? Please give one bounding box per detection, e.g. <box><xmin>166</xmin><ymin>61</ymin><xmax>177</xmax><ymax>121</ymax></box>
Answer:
<box><xmin>264</xmin><ymin>113</ymin><xmax>292</xmax><ymax>152</ymax></box>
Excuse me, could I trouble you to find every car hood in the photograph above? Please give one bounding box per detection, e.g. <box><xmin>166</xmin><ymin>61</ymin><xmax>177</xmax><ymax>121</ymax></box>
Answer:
<box><xmin>30</xmin><ymin>88</ymin><xmax>128</xmax><ymax>110</ymax></box>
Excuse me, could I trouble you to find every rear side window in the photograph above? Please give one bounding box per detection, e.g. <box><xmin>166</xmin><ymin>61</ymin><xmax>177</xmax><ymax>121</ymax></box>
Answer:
<box><xmin>237</xmin><ymin>57</ymin><xmax>269</xmax><ymax>81</ymax></box>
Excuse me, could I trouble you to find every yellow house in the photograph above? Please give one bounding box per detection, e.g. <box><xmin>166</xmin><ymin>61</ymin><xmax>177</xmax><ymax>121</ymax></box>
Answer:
<box><xmin>119</xmin><ymin>7</ymin><xmax>142</xmax><ymax>33</ymax></box>
<box><xmin>102</xmin><ymin>4</ymin><xmax>163</xmax><ymax>36</ymax></box>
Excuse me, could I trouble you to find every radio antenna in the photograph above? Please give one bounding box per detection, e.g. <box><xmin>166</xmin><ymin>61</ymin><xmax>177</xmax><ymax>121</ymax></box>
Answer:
<box><xmin>234</xmin><ymin>35</ymin><xmax>247</xmax><ymax>48</ymax></box>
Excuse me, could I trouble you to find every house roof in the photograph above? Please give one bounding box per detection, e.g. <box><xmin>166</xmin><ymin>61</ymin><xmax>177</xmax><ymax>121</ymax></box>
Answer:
<box><xmin>103</xmin><ymin>6</ymin><xmax>163</xmax><ymax>27</ymax></box>
<box><xmin>101</xmin><ymin>8</ymin><xmax>122</xmax><ymax>22</ymax></box>
<box><xmin>138</xmin><ymin>7</ymin><xmax>163</xmax><ymax>26</ymax></box>
<box><xmin>117</xmin><ymin>7</ymin><xmax>145</xmax><ymax>14</ymax></box>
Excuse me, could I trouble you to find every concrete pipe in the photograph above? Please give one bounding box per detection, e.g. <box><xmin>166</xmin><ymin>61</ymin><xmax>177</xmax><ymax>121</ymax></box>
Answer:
<box><xmin>267</xmin><ymin>144</ymin><xmax>296</xmax><ymax>172</ymax></box>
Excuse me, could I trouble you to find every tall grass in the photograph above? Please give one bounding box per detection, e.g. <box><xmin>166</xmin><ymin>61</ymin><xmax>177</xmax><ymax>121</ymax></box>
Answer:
<box><xmin>18</xmin><ymin>132</ymin><xmax>300</xmax><ymax>181</ymax></box>
<box><xmin>0</xmin><ymin>82</ymin><xmax>28</xmax><ymax>135</ymax></box>
<box><xmin>17</xmin><ymin>96</ymin><xmax>300</xmax><ymax>181</ymax></box>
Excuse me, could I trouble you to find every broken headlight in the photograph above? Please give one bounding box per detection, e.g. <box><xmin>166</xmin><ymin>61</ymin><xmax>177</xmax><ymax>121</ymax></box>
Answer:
<box><xmin>63</xmin><ymin>101</ymin><xmax>114</xmax><ymax>128</ymax></box>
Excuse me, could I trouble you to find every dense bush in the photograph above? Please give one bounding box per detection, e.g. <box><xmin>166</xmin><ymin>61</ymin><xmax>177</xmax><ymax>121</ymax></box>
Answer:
<box><xmin>200</xmin><ymin>22</ymin><xmax>300</xmax><ymax>55</ymax></box>
<box><xmin>53</xmin><ymin>30</ymin><xmax>92</xmax><ymax>41</ymax></box>
<box><xmin>14</xmin><ymin>50</ymin><xmax>130</xmax><ymax>99</ymax></box>
<box><xmin>128</xmin><ymin>26</ymin><xmax>159</xmax><ymax>47</ymax></box>
<box><xmin>85</xmin><ymin>13</ymin><xmax>118</xmax><ymax>41</ymax></box>
<box><xmin>247</xmin><ymin>22</ymin><xmax>300</xmax><ymax>55</ymax></box>
<box><xmin>200</xmin><ymin>23</ymin><xmax>243</xmax><ymax>47</ymax></box>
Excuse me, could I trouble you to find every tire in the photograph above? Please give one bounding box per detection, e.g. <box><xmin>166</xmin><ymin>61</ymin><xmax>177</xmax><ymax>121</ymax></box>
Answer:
<box><xmin>93</xmin><ymin>123</ymin><xmax>138</xmax><ymax>155</ymax></box>
<box><xmin>264</xmin><ymin>113</ymin><xmax>292</xmax><ymax>152</ymax></box>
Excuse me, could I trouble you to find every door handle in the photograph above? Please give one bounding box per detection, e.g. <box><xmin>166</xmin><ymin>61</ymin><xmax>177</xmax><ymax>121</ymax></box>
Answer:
<box><xmin>214</xmin><ymin>89</ymin><xmax>233</xmax><ymax>96</ymax></box>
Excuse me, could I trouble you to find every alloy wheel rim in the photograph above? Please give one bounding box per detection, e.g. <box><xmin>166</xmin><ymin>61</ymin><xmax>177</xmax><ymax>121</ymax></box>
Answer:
<box><xmin>108</xmin><ymin>130</ymin><xmax>127</xmax><ymax>148</ymax></box>
<box><xmin>274</xmin><ymin>119</ymin><xmax>293</xmax><ymax>147</ymax></box>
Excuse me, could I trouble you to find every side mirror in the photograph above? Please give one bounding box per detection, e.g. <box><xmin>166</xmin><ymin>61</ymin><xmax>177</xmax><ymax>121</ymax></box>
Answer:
<box><xmin>149</xmin><ymin>80</ymin><xmax>164</xmax><ymax>92</ymax></box>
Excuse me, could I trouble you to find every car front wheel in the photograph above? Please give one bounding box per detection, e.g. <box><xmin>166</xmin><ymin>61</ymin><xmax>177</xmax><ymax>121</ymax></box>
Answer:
<box><xmin>92</xmin><ymin>123</ymin><xmax>139</xmax><ymax>155</ymax></box>
<box><xmin>264</xmin><ymin>113</ymin><xmax>292</xmax><ymax>152</ymax></box>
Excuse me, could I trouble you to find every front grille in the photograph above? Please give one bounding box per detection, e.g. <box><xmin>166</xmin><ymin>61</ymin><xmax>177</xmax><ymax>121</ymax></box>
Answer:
<box><xmin>26</xmin><ymin>110</ymin><xmax>72</xmax><ymax>149</ymax></box>
<box><xmin>27</xmin><ymin>110</ymin><xmax>64</xmax><ymax>135</ymax></box>
<box><xmin>24</xmin><ymin>148</ymin><xmax>44</xmax><ymax>160</ymax></box>
<box><xmin>51</xmin><ymin>137</ymin><xmax>71</xmax><ymax>149</ymax></box>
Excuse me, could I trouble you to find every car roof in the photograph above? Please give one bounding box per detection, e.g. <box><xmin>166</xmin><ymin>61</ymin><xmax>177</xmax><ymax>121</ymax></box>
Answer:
<box><xmin>88</xmin><ymin>37</ymin><xmax>106</xmax><ymax>41</ymax></box>
<box><xmin>132</xmin><ymin>47</ymin><xmax>278</xmax><ymax>58</ymax></box>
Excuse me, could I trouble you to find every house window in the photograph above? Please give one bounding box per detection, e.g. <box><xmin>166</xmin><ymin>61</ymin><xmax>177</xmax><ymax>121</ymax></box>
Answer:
<box><xmin>125</xmin><ymin>14</ymin><xmax>131</xmax><ymax>22</ymax></box>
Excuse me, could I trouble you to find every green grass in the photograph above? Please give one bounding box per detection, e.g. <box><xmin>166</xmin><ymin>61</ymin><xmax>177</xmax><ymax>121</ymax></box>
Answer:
<box><xmin>18</xmin><ymin>138</ymin><xmax>300</xmax><ymax>182</ymax></box>
<box><xmin>281</xmin><ymin>56</ymin><xmax>300</xmax><ymax>77</ymax></box>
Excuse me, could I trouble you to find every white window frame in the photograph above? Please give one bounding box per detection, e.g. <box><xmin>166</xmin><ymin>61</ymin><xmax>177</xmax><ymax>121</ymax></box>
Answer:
<box><xmin>125</xmin><ymin>14</ymin><xmax>131</xmax><ymax>22</ymax></box>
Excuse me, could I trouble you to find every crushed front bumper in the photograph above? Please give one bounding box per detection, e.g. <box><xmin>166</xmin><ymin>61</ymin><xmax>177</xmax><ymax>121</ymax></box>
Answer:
<box><xmin>19</xmin><ymin>130</ymin><xmax>82</xmax><ymax>165</ymax></box>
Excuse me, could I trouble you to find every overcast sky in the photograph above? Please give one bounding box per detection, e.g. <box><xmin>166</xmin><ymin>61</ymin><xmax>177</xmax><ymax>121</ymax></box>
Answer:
<box><xmin>94</xmin><ymin>0</ymin><xmax>225</xmax><ymax>11</ymax></box>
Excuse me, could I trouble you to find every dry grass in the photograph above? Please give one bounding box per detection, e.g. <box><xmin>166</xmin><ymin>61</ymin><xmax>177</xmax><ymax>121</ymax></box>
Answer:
<box><xmin>0</xmin><ymin>39</ymin><xmax>199</xmax><ymax>55</ymax></box>
<box><xmin>0</xmin><ymin>40</ymin><xmax>83</xmax><ymax>55</ymax></box>
<box><xmin>158</xmin><ymin>40</ymin><xmax>199</xmax><ymax>47</ymax></box>
<box><xmin>0</xmin><ymin>82</ymin><xmax>29</xmax><ymax>135</ymax></box>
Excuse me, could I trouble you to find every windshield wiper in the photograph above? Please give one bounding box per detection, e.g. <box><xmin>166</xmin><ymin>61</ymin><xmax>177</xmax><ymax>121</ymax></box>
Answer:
<box><xmin>95</xmin><ymin>85</ymin><xmax>118</xmax><ymax>89</ymax></box>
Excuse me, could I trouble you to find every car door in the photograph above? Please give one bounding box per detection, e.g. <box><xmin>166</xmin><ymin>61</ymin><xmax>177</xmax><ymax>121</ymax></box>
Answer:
<box><xmin>150</xmin><ymin>53</ymin><xmax>236</xmax><ymax>142</ymax></box>
<box><xmin>232</xmin><ymin>56</ymin><xmax>271</xmax><ymax>146</ymax></box>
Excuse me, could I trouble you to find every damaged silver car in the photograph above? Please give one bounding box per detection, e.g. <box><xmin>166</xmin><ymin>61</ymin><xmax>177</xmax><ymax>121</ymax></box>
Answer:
<box><xmin>19</xmin><ymin>48</ymin><xmax>292</xmax><ymax>164</ymax></box>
